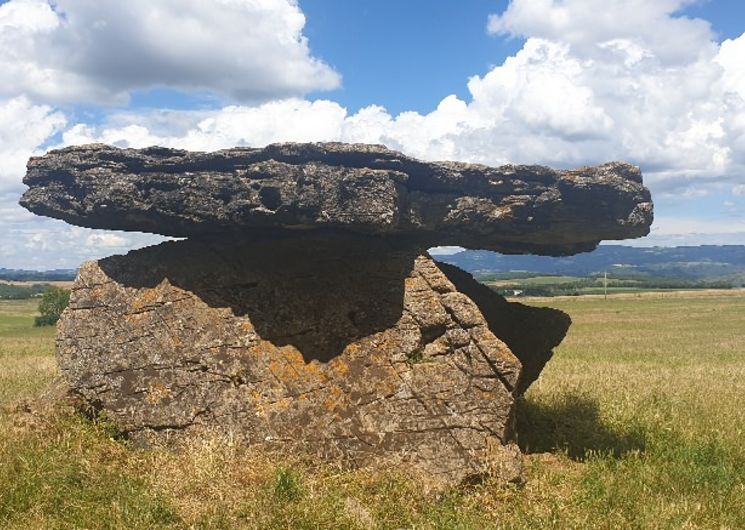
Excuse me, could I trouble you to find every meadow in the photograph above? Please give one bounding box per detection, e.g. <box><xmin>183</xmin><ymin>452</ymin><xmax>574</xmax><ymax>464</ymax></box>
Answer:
<box><xmin>1</xmin><ymin>291</ymin><xmax>744</xmax><ymax>529</ymax></box>
<box><xmin>480</xmin><ymin>274</ymin><xmax>738</xmax><ymax>297</ymax></box>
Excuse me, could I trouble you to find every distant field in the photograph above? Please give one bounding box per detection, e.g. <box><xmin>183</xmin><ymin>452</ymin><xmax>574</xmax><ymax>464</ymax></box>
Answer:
<box><xmin>1</xmin><ymin>292</ymin><xmax>744</xmax><ymax>529</ymax></box>
<box><xmin>522</xmin><ymin>286</ymin><xmax>745</xmax><ymax>301</ymax></box>
<box><xmin>481</xmin><ymin>273</ymin><xmax>739</xmax><ymax>297</ymax></box>
<box><xmin>0</xmin><ymin>300</ymin><xmax>57</xmax><ymax>404</ymax></box>
<box><xmin>0</xmin><ymin>281</ymin><xmax>75</xmax><ymax>288</ymax></box>
<box><xmin>486</xmin><ymin>275</ymin><xmax>582</xmax><ymax>286</ymax></box>
<box><xmin>0</xmin><ymin>282</ymin><xmax>74</xmax><ymax>301</ymax></box>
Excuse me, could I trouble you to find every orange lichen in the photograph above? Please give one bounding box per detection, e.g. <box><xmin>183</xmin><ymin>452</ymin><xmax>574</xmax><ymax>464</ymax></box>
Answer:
<box><xmin>130</xmin><ymin>286</ymin><xmax>163</xmax><ymax>312</ymax></box>
<box><xmin>329</xmin><ymin>359</ymin><xmax>350</xmax><ymax>377</ymax></box>
<box><xmin>322</xmin><ymin>386</ymin><xmax>345</xmax><ymax>413</ymax></box>
<box><xmin>145</xmin><ymin>382</ymin><xmax>171</xmax><ymax>405</ymax></box>
<box><xmin>281</xmin><ymin>348</ymin><xmax>305</xmax><ymax>366</ymax></box>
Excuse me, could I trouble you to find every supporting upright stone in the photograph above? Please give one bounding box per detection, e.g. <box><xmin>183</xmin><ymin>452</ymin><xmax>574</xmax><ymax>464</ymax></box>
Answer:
<box><xmin>58</xmin><ymin>233</ymin><xmax>555</xmax><ymax>483</ymax></box>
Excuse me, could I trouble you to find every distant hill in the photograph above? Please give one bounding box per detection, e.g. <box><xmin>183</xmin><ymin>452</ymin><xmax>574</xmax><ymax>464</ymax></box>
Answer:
<box><xmin>435</xmin><ymin>245</ymin><xmax>745</xmax><ymax>284</ymax></box>
<box><xmin>4</xmin><ymin>245</ymin><xmax>745</xmax><ymax>286</ymax></box>
<box><xmin>0</xmin><ymin>268</ymin><xmax>77</xmax><ymax>282</ymax></box>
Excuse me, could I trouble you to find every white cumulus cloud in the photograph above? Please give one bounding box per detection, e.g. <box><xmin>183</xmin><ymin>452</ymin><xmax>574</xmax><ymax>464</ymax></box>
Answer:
<box><xmin>1</xmin><ymin>211</ymin><xmax>166</xmax><ymax>269</ymax></box>
<box><xmin>58</xmin><ymin>25</ymin><xmax>745</xmax><ymax>195</ymax></box>
<box><xmin>0</xmin><ymin>0</ymin><xmax>340</xmax><ymax>105</ymax></box>
<box><xmin>487</xmin><ymin>0</ymin><xmax>715</xmax><ymax>64</ymax></box>
<box><xmin>0</xmin><ymin>95</ymin><xmax>66</xmax><ymax>193</ymax></box>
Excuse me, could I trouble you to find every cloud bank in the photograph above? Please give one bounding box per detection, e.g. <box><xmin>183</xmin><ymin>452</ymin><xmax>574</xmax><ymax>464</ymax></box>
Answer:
<box><xmin>58</xmin><ymin>0</ymin><xmax>745</xmax><ymax>196</ymax></box>
<box><xmin>0</xmin><ymin>0</ymin><xmax>340</xmax><ymax>105</ymax></box>
<box><xmin>1</xmin><ymin>0</ymin><xmax>745</xmax><ymax>267</ymax></box>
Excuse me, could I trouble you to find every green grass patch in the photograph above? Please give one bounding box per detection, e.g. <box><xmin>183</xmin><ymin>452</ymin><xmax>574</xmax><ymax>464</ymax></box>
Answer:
<box><xmin>0</xmin><ymin>299</ymin><xmax>57</xmax><ymax>405</ymax></box>
<box><xmin>0</xmin><ymin>412</ymin><xmax>181</xmax><ymax>530</ymax></box>
<box><xmin>574</xmin><ymin>431</ymin><xmax>745</xmax><ymax>529</ymax></box>
<box><xmin>0</xmin><ymin>299</ymin><xmax>56</xmax><ymax>339</ymax></box>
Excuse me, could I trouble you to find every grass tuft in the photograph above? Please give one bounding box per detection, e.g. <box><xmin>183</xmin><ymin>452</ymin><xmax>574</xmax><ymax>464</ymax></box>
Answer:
<box><xmin>0</xmin><ymin>410</ymin><xmax>181</xmax><ymax>529</ymax></box>
<box><xmin>272</xmin><ymin>466</ymin><xmax>304</xmax><ymax>502</ymax></box>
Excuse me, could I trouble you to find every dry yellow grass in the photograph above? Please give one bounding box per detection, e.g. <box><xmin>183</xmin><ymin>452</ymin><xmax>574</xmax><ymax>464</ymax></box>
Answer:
<box><xmin>1</xmin><ymin>291</ymin><xmax>744</xmax><ymax>529</ymax></box>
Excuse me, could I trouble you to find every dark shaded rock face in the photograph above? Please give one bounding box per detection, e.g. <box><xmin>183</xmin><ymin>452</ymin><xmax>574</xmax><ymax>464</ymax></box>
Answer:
<box><xmin>21</xmin><ymin>142</ymin><xmax>653</xmax><ymax>255</ymax></box>
<box><xmin>57</xmin><ymin>232</ymin><xmax>570</xmax><ymax>483</ymax></box>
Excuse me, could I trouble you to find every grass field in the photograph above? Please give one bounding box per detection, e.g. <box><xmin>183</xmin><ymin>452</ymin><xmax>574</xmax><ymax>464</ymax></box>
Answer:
<box><xmin>480</xmin><ymin>274</ymin><xmax>736</xmax><ymax>297</ymax></box>
<box><xmin>1</xmin><ymin>292</ymin><xmax>744</xmax><ymax>529</ymax></box>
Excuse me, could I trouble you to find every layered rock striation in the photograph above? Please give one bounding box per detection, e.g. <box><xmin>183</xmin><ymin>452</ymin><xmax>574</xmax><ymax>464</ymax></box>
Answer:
<box><xmin>21</xmin><ymin>143</ymin><xmax>653</xmax><ymax>485</ymax></box>
<box><xmin>21</xmin><ymin>142</ymin><xmax>652</xmax><ymax>255</ymax></box>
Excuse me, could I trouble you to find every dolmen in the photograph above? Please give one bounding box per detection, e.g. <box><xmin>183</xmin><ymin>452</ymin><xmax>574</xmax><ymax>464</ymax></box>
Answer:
<box><xmin>20</xmin><ymin>142</ymin><xmax>653</xmax><ymax>485</ymax></box>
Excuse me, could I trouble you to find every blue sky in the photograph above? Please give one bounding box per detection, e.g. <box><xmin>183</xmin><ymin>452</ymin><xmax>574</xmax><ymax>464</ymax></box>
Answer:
<box><xmin>304</xmin><ymin>0</ymin><xmax>745</xmax><ymax>113</ymax></box>
<box><xmin>301</xmin><ymin>0</ymin><xmax>520</xmax><ymax>115</ymax></box>
<box><xmin>1</xmin><ymin>0</ymin><xmax>745</xmax><ymax>268</ymax></box>
<box><xmin>64</xmin><ymin>1</ymin><xmax>524</xmax><ymax>119</ymax></box>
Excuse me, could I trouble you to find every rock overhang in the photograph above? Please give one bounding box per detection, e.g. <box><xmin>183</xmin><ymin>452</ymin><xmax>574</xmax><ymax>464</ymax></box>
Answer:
<box><xmin>20</xmin><ymin>142</ymin><xmax>653</xmax><ymax>256</ymax></box>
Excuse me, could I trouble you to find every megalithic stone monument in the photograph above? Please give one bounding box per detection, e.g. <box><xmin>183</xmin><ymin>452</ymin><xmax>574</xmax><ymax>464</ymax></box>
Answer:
<box><xmin>20</xmin><ymin>142</ymin><xmax>653</xmax><ymax>485</ymax></box>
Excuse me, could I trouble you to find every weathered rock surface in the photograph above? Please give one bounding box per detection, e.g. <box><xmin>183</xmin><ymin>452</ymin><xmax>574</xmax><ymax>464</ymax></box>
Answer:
<box><xmin>21</xmin><ymin>142</ymin><xmax>653</xmax><ymax>255</ymax></box>
<box><xmin>436</xmin><ymin>262</ymin><xmax>571</xmax><ymax>395</ymax></box>
<box><xmin>57</xmin><ymin>232</ymin><xmax>569</xmax><ymax>484</ymax></box>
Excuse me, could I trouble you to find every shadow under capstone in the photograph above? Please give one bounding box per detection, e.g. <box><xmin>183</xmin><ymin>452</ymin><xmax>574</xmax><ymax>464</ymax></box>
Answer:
<box><xmin>98</xmin><ymin>230</ymin><xmax>422</xmax><ymax>363</ymax></box>
<box><xmin>98</xmin><ymin>230</ymin><xmax>571</xmax><ymax>386</ymax></box>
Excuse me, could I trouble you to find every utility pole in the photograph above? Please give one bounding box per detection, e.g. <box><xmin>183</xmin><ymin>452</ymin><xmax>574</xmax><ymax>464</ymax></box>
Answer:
<box><xmin>604</xmin><ymin>271</ymin><xmax>608</xmax><ymax>300</ymax></box>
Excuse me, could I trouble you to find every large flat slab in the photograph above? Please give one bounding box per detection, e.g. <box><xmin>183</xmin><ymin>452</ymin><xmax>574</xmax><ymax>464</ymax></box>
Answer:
<box><xmin>21</xmin><ymin>142</ymin><xmax>653</xmax><ymax>255</ymax></box>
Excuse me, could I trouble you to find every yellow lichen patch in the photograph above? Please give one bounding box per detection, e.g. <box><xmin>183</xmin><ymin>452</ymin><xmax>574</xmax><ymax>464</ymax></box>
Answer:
<box><xmin>128</xmin><ymin>279</ymin><xmax>184</xmax><ymax>313</ymax></box>
<box><xmin>145</xmin><ymin>382</ymin><xmax>172</xmax><ymax>405</ymax></box>
<box><xmin>248</xmin><ymin>389</ymin><xmax>267</xmax><ymax>418</ymax></box>
<box><xmin>266</xmin><ymin>358</ymin><xmax>290</xmax><ymax>382</ymax></box>
<box><xmin>322</xmin><ymin>386</ymin><xmax>346</xmax><ymax>413</ymax></box>
<box><xmin>329</xmin><ymin>358</ymin><xmax>350</xmax><ymax>377</ymax></box>
<box><xmin>404</xmin><ymin>276</ymin><xmax>420</xmax><ymax>290</ymax></box>
<box><xmin>270</xmin><ymin>397</ymin><xmax>292</xmax><ymax>412</ymax></box>
<box><xmin>261</xmin><ymin>345</ymin><xmax>331</xmax><ymax>388</ymax></box>
<box><xmin>130</xmin><ymin>286</ymin><xmax>164</xmax><ymax>313</ymax></box>
<box><xmin>265</xmin><ymin>350</ymin><xmax>317</xmax><ymax>390</ymax></box>
<box><xmin>298</xmin><ymin>358</ymin><xmax>327</xmax><ymax>381</ymax></box>
<box><xmin>281</xmin><ymin>348</ymin><xmax>305</xmax><ymax>366</ymax></box>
